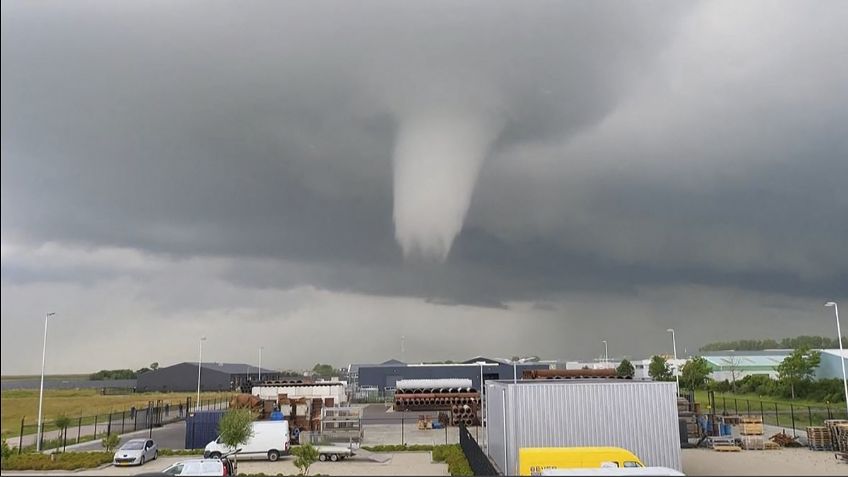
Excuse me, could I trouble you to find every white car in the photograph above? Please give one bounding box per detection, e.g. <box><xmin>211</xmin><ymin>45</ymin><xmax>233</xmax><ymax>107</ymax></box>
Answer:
<box><xmin>160</xmin><ymin>458</ymin><xmax>235</xmax><ymax>476</ymax></box>
<box><xmin>113</xmin><ymin>438</ymin><xmax>158</xmax><ymax>466</ymax></box>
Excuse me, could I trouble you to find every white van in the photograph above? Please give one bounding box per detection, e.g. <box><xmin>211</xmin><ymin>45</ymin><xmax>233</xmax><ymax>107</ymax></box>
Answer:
<box><xmin>204</xmin><ymin>421</ymin><xmax>290</xmax><ymax>461</ymax></box>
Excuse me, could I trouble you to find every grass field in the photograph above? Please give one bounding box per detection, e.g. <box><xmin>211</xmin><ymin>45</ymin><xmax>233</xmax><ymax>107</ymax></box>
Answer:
<box><xmin>692</xmin><ymin>390</ymin><xmax>848</xmax><ymax>427</ymax></box>
<box><xmin>1</xmin><ymin>374</ymin><xmax>91</xmax><ymax>382</ymax></box>
<box><xmin>1</xmin><ymin>389</ymin><xmax>233</xmax><ymax>438</ymax></box>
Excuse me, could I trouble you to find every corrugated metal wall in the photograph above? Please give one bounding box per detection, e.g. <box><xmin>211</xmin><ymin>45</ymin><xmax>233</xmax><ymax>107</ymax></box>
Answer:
<box><xmin>486</xmin><ymin>380</ymin><xmax>681</xmax><ymax>474</ymax></box>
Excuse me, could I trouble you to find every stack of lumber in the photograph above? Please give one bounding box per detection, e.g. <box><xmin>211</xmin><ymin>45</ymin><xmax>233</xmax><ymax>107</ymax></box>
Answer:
<box><xmin>825</xmin><ymin>420</ymin><xmax>848</xmax><ymax>452</ymax></box>
<box><xmin>708</xmin><ymin>436</ymin><xmax>741</xmax><ymax>452</ymax></box>
<box><xmin>740</xmin><ymin>435</ymin><xmax>764</xmax><ymax>450</ymax></box>
<box><xmin>806</xmin><ymin>426</ymin><xmax>832</xmax><ymax>451</ymax></box>
<box><xmin>677</xmin><ymin>397</ymin><xmax>699</xmax><ymax>438</ymax></box>
<box><xmin>770</xmin><ymin>431</ymin><xmax>802</xmax><ymax>447</ymax></box>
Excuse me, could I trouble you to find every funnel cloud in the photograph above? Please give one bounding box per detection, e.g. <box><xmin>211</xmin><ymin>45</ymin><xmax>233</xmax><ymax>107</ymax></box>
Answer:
<box><xmin>393</xmin><ymin>110</ymin><xmax>504</xmax><ymax>260</ymax></box>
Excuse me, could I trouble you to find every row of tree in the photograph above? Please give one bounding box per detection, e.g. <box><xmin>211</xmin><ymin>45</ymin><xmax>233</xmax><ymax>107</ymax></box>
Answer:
<box><xmin>699</xmin><ymin>335</ymin><xmax>846</xmax><ymax>352</ymax></box>
<box><xmin>632</xmin><ymin>347</ymin><xmax>835</xmax><ymax>401</ymax></box>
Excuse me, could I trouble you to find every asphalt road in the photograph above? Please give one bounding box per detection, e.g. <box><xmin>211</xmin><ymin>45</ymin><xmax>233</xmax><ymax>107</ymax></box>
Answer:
<box><xmin>64</xmin><ymin>421</ymin><xmax>188</xmax><ymax>452</ymax></box>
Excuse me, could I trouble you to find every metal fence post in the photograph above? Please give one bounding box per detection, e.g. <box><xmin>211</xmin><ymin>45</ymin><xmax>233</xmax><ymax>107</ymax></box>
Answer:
<box><xmin>107</xmin><ymin>412</ymin><xmax>112</xmax><ymax>437</ymax></box>
<box><xmin>746</xmin><ymin>400</ymin><xmax>751</xmax><ymax>416</ymax></box>
<box><xmin>722</xmin><ymin>397</ymin><xmax>727</xmax><ymax>414</ymax></box>
<box><xmin>760</xmin><ymin>401</ymin><xmax>764</xmax><ymax>424</ymax></box>
<box><xmin>19</xmin><ymin>417</ymin><xmax>24</xmax><ymax>454</ymax></box>
<box><xmin>827</xmin><ymin>404</ymin><xmax>832</xmax><ymax>419</ymax></box>
<box><xmin>789</xmin><ymin>404</ymin><xmax>796</xmax><ymax>437</ymax></box>
<box><xmin>94</xmin><ymin>415</ymin><xmax>99</xmax><ymax>438</ymax></box>
<box><xmin>62</xmin><ymin>426</ymin><xmax>67</xmax><ymax>452</ymax></box>
<box><xmin>77</xmin><ymin>417</ymin><xmax>82</xmax><ymax>444</ymax></box>
<box><xmin>134</xmin><ymin>409</ymin><xmax>138</xmax><ymax>431</ymax></box>
<box><xmin>734</xmin><ymin>399</ymin><xmax>738</xmax><ymax>416</ymax></box>
<box><xmin>774</xmin><ymin>402</ymin><xmax>779</xmax><ymax>426</ymax></box>
<box><xmin>401</xmin><ymin>417</ymin><xmax>404</xmax><ymax>446</ymax></box>
<box><xmin>122</xmin><ymin>411</ymin><xmax>126</xmax><ymax>434</ymax></box>
<box><xmin>808</xmin><ymin>406</ymin><xmax>813</xmax><ymax>426</ymax></box>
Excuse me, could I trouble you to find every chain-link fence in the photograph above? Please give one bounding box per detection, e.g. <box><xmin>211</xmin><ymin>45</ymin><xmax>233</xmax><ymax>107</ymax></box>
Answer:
<box><xmin>13</xmin><ymin>395</ymin><xmax>232</xmax><ymax>453</ymax></box>
<box><xmin>703</xmin><ymin>392</ymin><xmax>848</xmax><ymax>438</ymax></box>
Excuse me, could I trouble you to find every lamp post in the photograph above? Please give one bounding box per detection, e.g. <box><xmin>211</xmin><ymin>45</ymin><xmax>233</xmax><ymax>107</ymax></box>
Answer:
<box><xmin>602</xmin><ymin>340</ymin><xmax>609</xmax><ymax>367</ymax></box>
<box><xmin>196</xmin><ymin>336</ymin><xmax>206</xmax><ymax>411</ymax></box>
<box><xmin>825</xmin><ymin>302</ymin><xmax>848</xmax><ymax>416</ymax></box>
<box><xmin>36</xmin><ymin>312</ymin><xmax>56</xmax><ymax>452</ymax></box>
<box><xmin>667</xmin><ymin>328</ymin><xmax>679</xmax><ymax>392</ymax></box>
<box><xmin>259</xmin><ymin>346</ymin><xmax>264</xmax><ymax>382</ymax></box>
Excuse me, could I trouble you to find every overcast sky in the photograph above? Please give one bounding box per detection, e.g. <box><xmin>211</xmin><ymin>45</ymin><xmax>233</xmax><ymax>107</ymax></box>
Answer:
<box><xmin>2</xmin><ymin>1</ymin><xmax>846</xmax><ymax>374</ymax></box>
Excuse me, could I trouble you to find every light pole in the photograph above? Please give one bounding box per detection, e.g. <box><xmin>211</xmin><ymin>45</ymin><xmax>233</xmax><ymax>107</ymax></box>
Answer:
<box><xmin>825</xmin><ymin>302</ymin><xmax>848</xmax><ymax>416</ymax></box>
<box><xmin>36</xmin><ymin>312</ymin><xmax>56</xmax><ymax>452</ymax></box>
<box><xmin>667</xmin><ymin>328</ymin><xmax>679</xmax><ymax>392</ymax></box>
<box><xmin>602</xmin><ymin>340</ymin><xmax>609</xmax><ymax>367</ymax></box>
<box><xmin>196</xmin><ymin>336</ymin><xmax>206</xmax><ymax>411</ymax></box>
<box><xmin>259</xmin><ymin>346</ymin><xmax>264</xmax><ymax>382</ymax></box>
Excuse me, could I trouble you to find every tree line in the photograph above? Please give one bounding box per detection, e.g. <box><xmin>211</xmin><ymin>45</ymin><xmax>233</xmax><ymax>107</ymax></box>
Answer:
<box><xmin>637</xmin><ymin>347</ymin><xmax>844</xmax><ymax>403</ymax></box>
<box><xmin>699</xmin><ymin>335</ymin><xmax>846</xmax><ymax>352</ymax></box>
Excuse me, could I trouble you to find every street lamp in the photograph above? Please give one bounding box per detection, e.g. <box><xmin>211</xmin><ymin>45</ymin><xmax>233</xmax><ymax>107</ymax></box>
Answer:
<box><xmin>602</xmin><ymin>340</ymin><xmax>609</xmax><ymax>367</ymax></box>
<box><xmin>36</xmin><ymin>312</ymin><xmax>56</xmax><ymax>452</ymax></box>
<box><xmin>259</xmin><ymin>346</ymin><xmax>264</xmax><ymax>382</ymax></box>
<box><xmin>196</xmin><ymin>336</ymin><xmax>207</xmax><ymax>411</ymax></box>
<box><xmin>825</xmin><ymin>302</ymin><xmax>848</xmax><ymax>416</ymax></box>
<box><xmin>667</xmin><ymin>328</ymin><xmax>679</xmax><ymax>392</ymax></box>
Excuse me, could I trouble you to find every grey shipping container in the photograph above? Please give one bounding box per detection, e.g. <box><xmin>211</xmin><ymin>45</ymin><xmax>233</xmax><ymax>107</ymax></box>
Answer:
<box><xmin>185</xmin><ymin>410</ymin><xmax>225</xmax><ymax>449</ymax></box>
<box><xmin>485</xmin><ymin>380</ymin><xmax>681</xmax><ymax>474</ymax></box>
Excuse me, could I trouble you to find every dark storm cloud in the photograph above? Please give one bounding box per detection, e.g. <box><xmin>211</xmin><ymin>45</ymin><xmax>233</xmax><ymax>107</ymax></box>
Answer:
<box><xmin>2</xmin><ymin>0</ymin><xmax>846</xmax><ymax>307</ymax></box>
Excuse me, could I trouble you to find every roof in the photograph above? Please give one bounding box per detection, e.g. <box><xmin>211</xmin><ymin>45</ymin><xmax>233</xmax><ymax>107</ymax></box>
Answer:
<box><xmin>821</xmin><ymin>349</ymin><xmax>848</xmax><ymax>359</ymax></box>
<box><xmin>180</xmin><ymin>362</ymin><xmax>279</xmax><ymax>375</ymax></box>
<box><xmin>380</xmin><ymin>359</ymin><xmax>406</xmax><ymax>365</ymax></box>
<box><xmin>703</xmin><ymin>355</ymin><xmax>787</xmax><ymax>369</ymax></box>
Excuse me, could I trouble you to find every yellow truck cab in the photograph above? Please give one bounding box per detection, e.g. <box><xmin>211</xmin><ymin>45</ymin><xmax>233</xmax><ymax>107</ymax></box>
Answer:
<box><xmin>519</xmin><ymin>447</ymin><xmax>644</xmax><ymax>476</ymax></box>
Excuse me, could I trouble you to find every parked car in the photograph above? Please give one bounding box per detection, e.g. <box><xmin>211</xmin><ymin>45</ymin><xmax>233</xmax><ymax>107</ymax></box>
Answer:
<box><xmin>113</xmin><ymin>438</ymin><xmax>158</xmax><ymax>466</ymax></box>
<box><xmin>157</xmin><ymin>458</ymin><xmax>235</xmax><ymax>476</ymax></box>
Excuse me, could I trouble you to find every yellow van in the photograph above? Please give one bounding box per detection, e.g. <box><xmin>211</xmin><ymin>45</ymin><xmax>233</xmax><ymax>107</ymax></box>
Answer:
<box><xmin>518</xmin><ymin>447</ymin><xmax>644</xmax><ymax>476</ymax></box>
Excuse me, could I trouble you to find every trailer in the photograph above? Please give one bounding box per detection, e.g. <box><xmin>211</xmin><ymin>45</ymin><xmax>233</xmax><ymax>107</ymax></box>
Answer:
<box><xmin>315</xmin><ymin>445</ymin><xmax>355</xmax><ymax>462</ymax></box>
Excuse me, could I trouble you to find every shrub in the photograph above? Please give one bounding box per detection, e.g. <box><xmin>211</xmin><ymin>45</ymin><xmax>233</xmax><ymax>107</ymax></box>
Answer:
<box><xmin>361</xmin><ymin>444</ymin><xmax>434</xmax><ymax>452</ymax></box>
<box><xmin>101</xmin><ymin>433</ymin><xmax>120</xmax><ymax>452</ymax></box>
<box><xmin>291</xmin><ymin>443</ymin><xmax>319</xmax><ymax>475</ymax></box>
<box><xmin>1</xmin><ymin>439</ymin><xmax>11</xmax><ymax>468</ymax></box>
<box><xmin>158</xmin><ymin>449</ymin><xmax>204</xmax><ymax>456</ymax></box>
<box><xmin>432</xmin><ymin>445</ymin><xmax>472</xmax><ymax>476</ymax></box>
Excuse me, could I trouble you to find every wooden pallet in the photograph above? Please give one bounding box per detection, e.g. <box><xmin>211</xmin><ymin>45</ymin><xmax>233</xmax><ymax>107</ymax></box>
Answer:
<box><xmin>714</xmin><ymin>445</ymin><xmax>742</xmax><ymax>452</ymax></box>
<box><xmin>764</xmin><ymin>441</ymin><xmax>781</xmax><ymax>450</ymax></box>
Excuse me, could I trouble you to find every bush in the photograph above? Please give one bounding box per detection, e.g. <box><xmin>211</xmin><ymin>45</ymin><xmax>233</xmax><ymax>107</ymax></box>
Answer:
<box><xmin>158</xmin><ymin>449</ymin><xmax>204</xmax><ymax>456</ymax></box>
<box><xmin>361</xmin><ymin>444</ymin><xmax>434</xmax><ymax>452</ymax></box>
<box><xmin>432</xmin><ymin>445</ymin><xmax>472</xmax><ymax>476</ymax></box>
<box><xmin>291</xmin><ymin>443</ymin><xmax>319</xmax><ymax>476</ymax></box>
<box><xmin>1</xmin><ymin>452</ymin><xmax>113</xmax><ymax>470</ymax></box>
<box><xmin>1</xmin><ymin>439</ymin><xmax>11</xmax><ymax>467</ymax></box>
<box><xmin>101</xmin><ymin>433</ymin><xmax>120</xmax><ymax>452</ymax></box>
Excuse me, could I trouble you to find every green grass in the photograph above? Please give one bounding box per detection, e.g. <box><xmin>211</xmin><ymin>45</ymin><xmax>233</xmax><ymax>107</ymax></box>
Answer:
<box><xmin>1</xmin><ymin>389</ymin><xmax>233</xmax><ymax>438</ymax></box>
<box><xmin>1</xmin><ymin>451</ymin><xmax>113</xmax><ymax>471</ymax></box>
<box><xmin>1</xmin><ymin>374</ymin><xmax>91</xmax><ymax>382</ymax></box>
<box><xmin>692</xmin><ymin>390</ymin><xmax>848</xmax><ymax>427</ymax></box>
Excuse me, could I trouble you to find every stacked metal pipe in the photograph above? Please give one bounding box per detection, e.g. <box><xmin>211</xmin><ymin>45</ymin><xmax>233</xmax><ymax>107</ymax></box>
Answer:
<box><xmin>393</xmin><ymin>379</ymin><xmax>481</xmax><ymax>425</ymax></box>
<box><xmin>521</xmin><ymin>368</ymin><xmax>631</xmax><ymax>379</ymax></box>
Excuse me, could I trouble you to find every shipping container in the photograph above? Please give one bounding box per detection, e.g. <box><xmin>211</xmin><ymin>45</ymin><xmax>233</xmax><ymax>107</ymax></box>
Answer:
<box><xmin>485</xmin><ymin>380</ymin><xmax>681</xmax><ymax>475</ymax></box>
<box><xmin>185</xmin><ymin>410</ymin><xmax>225</xmax><ymax>449</ymax></box>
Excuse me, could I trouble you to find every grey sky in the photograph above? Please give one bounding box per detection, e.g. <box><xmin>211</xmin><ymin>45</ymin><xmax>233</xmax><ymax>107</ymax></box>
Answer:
<box><xmin>2</xmin><ymin>1</ymin><xmax>846</xmax><ymax>374</ymax></box>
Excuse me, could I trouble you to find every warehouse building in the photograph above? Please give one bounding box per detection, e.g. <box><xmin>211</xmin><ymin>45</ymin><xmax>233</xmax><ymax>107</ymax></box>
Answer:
<box><xmin>815</xmin><ymin>349</ymin><xmax>848</xmax><ymax>380</ymax></box>
<box><xmin>486</xmin><ymin>379</ymin><xmax>681</xmax><ymax>474</ymax></box>
<box><xmin>354</xmin><ymin>357</ymin><xmax>551</xmax><ymax>392</ymax></box>
<box><xmin>136</xmin><ymin>362</ymin><xmax>284</xmax><ymax>392</ymax></box>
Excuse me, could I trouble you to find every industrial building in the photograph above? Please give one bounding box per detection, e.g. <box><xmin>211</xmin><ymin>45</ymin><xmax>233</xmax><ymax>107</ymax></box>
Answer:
<box><xmin>485</xmin><ymin>379</ymin><xmax>681</xmax><ymax>474</ymax></box>
<box><xmin>354</xmin><ymin>357</ymin><xmax>551</xmax><ymax>392</ymax></box>
<box><xmin>136</xmin><ymin>362</ymin><xmax>284</xmax><ymax>392</ymax></box>
<box><xmin>816</xmin><ymin>349</ymin><xmax>848</xmax><ymax>380</ymax></box>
